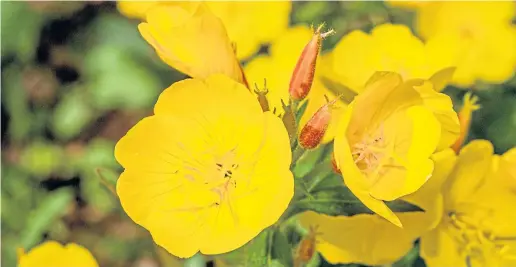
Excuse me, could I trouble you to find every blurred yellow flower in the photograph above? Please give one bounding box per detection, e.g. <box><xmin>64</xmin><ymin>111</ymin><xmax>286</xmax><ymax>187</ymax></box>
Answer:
<box><xmin>300</xmin><ymin>149</ymin><xmax>456</xmax><ymax>265</ymax></box>
<box><xmin>245</xmin><ymin>26</ymin><xmax>343</xmax><ymax>143</ymax></box>
<box><xmin>416</xmin><ymin>2</ymin><xmax>516</xmax><ymax>86</ymax></box>
<box><xmin>17</xmin><ymin>241</ymin><xmax>98</xmax><ymax>267</ymax></box>
<box><xmin>385</xmin><ymin>0</ymin><xmax>428</xmax><ymax>9</ymax></box>
<box><xmin>333</xmin><ymin>72</ymin><xmax>459</xmax><ymax>227</ymax></box>
<box><xmin>326</xmin><ymin>23</ymin><xmax>454</xmax><ymax>93</ymax></box>
<box><xmin>117</xmin><ymin>1</ymin><xmax>156</xmax><ymax>18</ymax></box>
<box><xmin>421</xmin><ymin>140</ymin><xmax>516</xmax><ymax>267</ymax></box>
<box><xmin>115</xmin><ymin>75</ymin><xmax>294</xmax><ymax>258</ymax></box>
<box><xmin>138</xmin><ymin>3</ymin><xmax>246</xmax><ymax>85</ymax></box>
<box><xmin>118</xmin><ymin>1</ymin><xmax>291</xmax><ymax>59</ymax></box>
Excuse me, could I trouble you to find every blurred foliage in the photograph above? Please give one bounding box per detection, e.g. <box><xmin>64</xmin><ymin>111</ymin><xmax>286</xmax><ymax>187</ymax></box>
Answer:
<box><xmin>1</xmin><ymin>1</ymin><xmax>515</xmax><ymax>267</ymax></box>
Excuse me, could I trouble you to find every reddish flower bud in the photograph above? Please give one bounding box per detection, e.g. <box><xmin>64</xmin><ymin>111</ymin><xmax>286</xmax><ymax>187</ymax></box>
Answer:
<box><xmin>289</xmin><ymin>24</ymin><xmax>334</xmax><ymax>101</ymax></box>
<box><xmin>294</xmin><ymin>225</ymin><xmax>321</xmax><ymax>267</ymax></box>
<box><xmin>298</xmin><ymin>96</ymin><xmax>337</xmax><ymax>149</ymax></box>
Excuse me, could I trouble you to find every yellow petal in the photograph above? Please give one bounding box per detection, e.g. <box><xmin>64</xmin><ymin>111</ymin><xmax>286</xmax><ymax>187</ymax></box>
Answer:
<box><xmin>201</xmin><ymin>112</ymin><xmax>294</xmax><ymax>254</ymax></box>
<box><xmin>345</xmin><ymin>71</ymin><xmax>408</xmax><ymax>139</ymax></box>
<box><xmin>331</xmin><ymin>30</ymin><xmax>376</xmax><ymax>92</ymax></box>
<box><xmin>245</xmin><ymin>26</ymin><xmax>314</xmax><ymax>116</ymax></box>
<box><xmin>18</xmin><ymin>241</ymin><xmax>98</xmax><ymax>267</ymax></box>
<box><xmin>428</xmin><ymin>67</ymin><xmax>456</xmax><ymax>92</ymax></box>
<box><xmin>154</xmin><ymin>75</ymin><xmax>261</xmax><ymax>119</ymax></box>
<box><xmin>117</xmin><ymin>1</ymin><xmax>158</xmax><ymax>20</ymax></box>
<box><xmin>369</xmin><ymin>105</ymin><xmax>439</xmax><ymax>200</ymax></box>
<box><xmin>299</xmin><ymin>211</ymin><xmax>432</xmax><ymax>265</ymax></box>
<box><xmin>413</xmin><ymin>80</ymin><xmax>460</xmax><ymax>151</ymax></box>
<box><xmin>334</xmin><ymin>104</ymin><xmax>402</xmax><ymax>227</ymax></box>
<box><xmin>207</xmin><ymin>1</ymin><xmax>291</xmax><ymax>59</ymax></box>
<box><xmin>445</xmin><ymin>139</ymin><xmax>494</xmax><ymax>203</ymax></box>
<box><xmin>139</xmin><ymin>4</ymin><xmax>244</xmax><ymax>83</ymax></box>
<box><xmin>420</xmin><ymin>225</ymin><xmax>468</xmax><ymax>267</ymax></box>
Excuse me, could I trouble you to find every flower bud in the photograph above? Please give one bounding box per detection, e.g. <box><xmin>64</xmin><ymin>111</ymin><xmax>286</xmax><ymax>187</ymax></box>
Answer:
<box><xmin>299</xmin><ymin>96</ymin><xmax>337</xmax><ymax>149</ymax></box>
<box><xmin>294</xmin><ymin>225</ymin><xmax>321</xmax><ymax>267</ymax></box>
<box><xmin>289</xmin><ymin>24</ymin><xmax>334</xmax><ymax>101</ymax></box>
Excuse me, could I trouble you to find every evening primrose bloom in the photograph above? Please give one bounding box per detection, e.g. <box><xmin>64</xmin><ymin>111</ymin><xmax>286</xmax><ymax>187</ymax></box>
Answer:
<box><xmin>245</xmin><ymin>26</ymin><xmax>343</xmax><ymax>143</ymax></box>
<box><xmin>17</xmin><ymin>241</ymin><xmax>99</xmax><ymax>267</ymax></box>
<box><xmin>115</xmin><ymin>75</ymin><xmax>294</xmax><ymax>258</ymax></box>
<box><xmin>325</xmin><ymin>23</ymin><xmax>454</xmax><ymax>93</ymax></box>
<box><xmin>421</xmin><ymin>140</ymin><xmax>516</xmax><ymax>267</ymax></box>
<box><xmin>334</xmin><ymin>72</ymin><xmax>459</xmax><ymax>227</ymax></box>
<box><xmin>416</xmin><ymin>2</ymin><xmax>516</xmax><ymax>86</ymax></box>
<box><xmin>119</xmin><ymin>1</ymin><xmax>291</xmax><ymax>60</ymax></box>
<box><xmin>299</xmin><ymin>149</ymin><xmax>457</xmax><ymax>265</ymax></box>
<box><xmin>138</xmin><ymin>3</ymin><xmax>246</xmax><ymax>85</ymax></box>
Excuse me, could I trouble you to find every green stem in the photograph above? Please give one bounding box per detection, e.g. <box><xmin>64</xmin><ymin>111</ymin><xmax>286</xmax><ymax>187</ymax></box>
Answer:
<box><xmin>292</xmin><ymin>144</ymin><xmax>306</xmax><ymax>165</ymax></box>
<box><xmin>303</xmin><ymin>157</ymin><xmax>334</xmax><ymax>192</ymax></box>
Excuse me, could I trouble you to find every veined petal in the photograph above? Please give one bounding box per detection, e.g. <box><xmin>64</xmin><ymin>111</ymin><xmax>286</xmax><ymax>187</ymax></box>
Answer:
<box><xmin>334</xmin><ymin>104</ymin><xmax>402</xmax><ymax>227</ymax></box>
<box><xmin>413</xmin><ymin>80</ymin><xmax>460</xmax><ymax>151</ymax></box>
<box><xmin>369</xmin><ymin>105</ymin><xmax>439</xmax><ymax>201</ymax></box>
<box><xmin>139</xmin><ymin>4</ymin><xmax>244</xmax><ymax>83</ymax></box>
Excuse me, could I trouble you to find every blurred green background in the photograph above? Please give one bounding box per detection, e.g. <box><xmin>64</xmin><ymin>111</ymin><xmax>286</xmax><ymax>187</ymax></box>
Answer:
<box><xmin>1</xmin><ymin>1</ymin><xmax>515</xmax><ymax>267</ymax></box>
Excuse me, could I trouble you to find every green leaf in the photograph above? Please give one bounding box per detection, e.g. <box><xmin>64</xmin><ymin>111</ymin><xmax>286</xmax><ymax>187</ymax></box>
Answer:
<box><xmin>216</xmin><ymin>230</ymin><xmax>268</xmax><ymax>266</ymax></box>
<box><xmin>84</xmin><ymin>44</ymin><xmax>162</xmax><ymax>110</ymax></box>
<box><xmin>19</xmin><ymin>141</ymin><xmax>66</xmax><ymax>178</ymax></box>
<box><xmin>82</xmin><ymin>172</ymin><xmax>117</xmax><ymax>214</ymax></box>
<box><xmin>293</xmin><ymin>145</ymin><xmax>326</xmax><ymax>178</ymax></box>
<box><xmin>1</xmin><ymin>66</ymin><xmax>32</xmax><ymax>142</ymax></box>
<box><xmin>1</xmin><ymin>2</ymin><xmax>45</xmax><ymax>61</ymax></box>
<box><xmin>287</xmin><ymin>183</ymin><xmax>423</xmax><ymax>218</ymax></box>
<box><xmin>269</xmin><ymin>260</ymin><xmax>287</xmax><ymax>267</ymax></box>
<box><xmin>20</xmin><ymin>188</ymin><xmax>74</xmax><ymax>249</ymax></box>
<box><xmin>271</xmin><ymin>229</ymin><xmax>294</xmax><ymax>267</ymax></box>
<box><xmin>293</xmin><ymin>1</ymin><xmax>331</xmax><ymax>24</ymax></box>
<box><xmin>393</xmin><ymin>243</ymin><xmax>420</xmax><ymax>267</ymax></box>
<box><xmin>52</xmin><ymin>89</ymin><xmax>95</xmax><ymax>141</ymax></box>
<box><xmin>184</xmin><ymin>254</ymin><xmax>206</xmax><ymax>267</ymax></box>
<box><xmin>80</xmin><ymin>138</ymin><xmax>118</xmax><ymax>171</ymax></box>
<box><xmin>320</xmin><ymin>76</ymin><xmax>357</xmax><ymax>104</ymax></box>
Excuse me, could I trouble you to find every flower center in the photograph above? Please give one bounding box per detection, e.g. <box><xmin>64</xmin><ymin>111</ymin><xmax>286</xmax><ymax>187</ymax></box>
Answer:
<box><xmin>351</xmin><ymin>125</ymin><xmax>391</xmax><ymax>181</ymax></box>
<box><xmin>446</xmin><ymin>209</ymin><xmax>516</xmax><ymax>266</ymax></box>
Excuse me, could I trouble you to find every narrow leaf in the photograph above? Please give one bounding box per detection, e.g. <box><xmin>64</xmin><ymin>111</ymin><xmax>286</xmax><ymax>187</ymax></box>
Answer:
<box><xmin>20</xmin><ymin>188</ymin><xmax>73</xmax><ymax>249</ymax></box>
<box><xmin>271</xmin><ymin>229</ymin><xmax>294</xmax><ymax>267</ymax></box>
<box><xmin>286</xmin><ymin>184</ymin><xmax>423</xmax><ymax>218</ymax></box>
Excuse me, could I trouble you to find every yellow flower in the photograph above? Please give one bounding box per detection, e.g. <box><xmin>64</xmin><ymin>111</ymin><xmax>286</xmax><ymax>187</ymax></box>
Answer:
<box><xmin>245</xmin><ymin>26</ymin><xmax>343</xmax><ymax>143</ymax></box>
<box><xmin>416</xmin><ymin>2</ymin><xmax>516</xmax><ymax>86</ymax></box>
<box><xmin>118</xmin><ymin>1</ymin><xmax>291</xmax><ymax>60</ymax></box>
<box><xmin>17</xmin><ymin>241</ymin><xmax>98</xmax><ymax>267</ymax></box>
<box><xmin>138</xmin><ymin>3</ymin><xmax>246</xmax><ymax>85</ymax></box>
<box><xmin>115</xmin><ymin>75</ymin><xmax>294</xmax><ymax>258</ymax></box>
<box><xmin>385</xmin><ymin>0</ymin><xmax>428</xmax><ymax>9</ymax></box>
<box><xmin>333</xmin><ymin>72</ymin><xmax>459</xmax><ymax>227</ymax></box>
<box><xmin>421</xmin><ymin>140</ymin><xmax>516</xmax><ymax>267</ymax></box>
<box><xmin>326</xmin><ymin>23</ymin><xmax>458</xmax><ymax>95</ymax></box>
<box><xmin>117</xmin><ymin>1</ymin><xmax>156</xmax><ymax>19</ymax></box>
<box><xmin>299</xmin><ymin>148</ymin><xmax>457</xmax><ymax>265</ymax></box>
